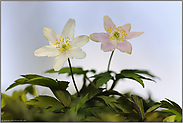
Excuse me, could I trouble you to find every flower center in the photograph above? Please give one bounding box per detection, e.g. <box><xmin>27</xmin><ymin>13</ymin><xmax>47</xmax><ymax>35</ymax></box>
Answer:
<box><xmin>54</xmin><ymin>36</ymin><xmax>72</xmax><ymax>52</ymax></box>
<box><xmin>105</xmin><ymin>25</ymin><xmax>127</xmax><ymax>42</ymax></box>
<box><xmin>113</xmin><ymin>31</ymin><xmax>120</xmax><ymax>38</ymax></box>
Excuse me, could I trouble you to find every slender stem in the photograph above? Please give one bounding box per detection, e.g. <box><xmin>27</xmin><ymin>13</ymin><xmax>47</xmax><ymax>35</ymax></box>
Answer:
<box><xmin>106</xmin><ymin>50</ymin><xmax>115</xmax><ymax>90</ymax></box>
<box><xmin>107</xmin><ymin>50</ymin><xmax>114</xmax><ymax>72</ymax></box>
<box><xmin>67</xmin><ymin>58</ymin><xmax>80</xmax><ymax>97</ymax></box>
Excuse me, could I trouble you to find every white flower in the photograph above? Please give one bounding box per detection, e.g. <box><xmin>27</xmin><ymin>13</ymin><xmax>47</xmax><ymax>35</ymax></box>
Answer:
<box><xmin>34</xmin><ymin>19</ymin><xmax>89</xmax><ymax>71</ymax></box>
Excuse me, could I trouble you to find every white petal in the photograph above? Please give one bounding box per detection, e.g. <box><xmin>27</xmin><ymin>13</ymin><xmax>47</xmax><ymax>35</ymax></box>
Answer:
<box><xmin>54</xmin><ymin>52</ymin><xmax>68</xmax><ymax>71</ymax></box>
<box><xmin>62</xmin><ymin>19</ymin><xmax>75</xmax><ymax>41</ymax></box>
<box><xmin>70</xmin><ymin>35</ymin><xmax>89</xmax><ymax>48</ymax></box>
<box><xmin>34</xmin><ymin>45</ymin><xmax>60</xmax><ymax>57</ymax></box>
<box><xmin>43</xmin><ymin>28</ymin><xmax>60</xmax><ymax>45</ymax></box>
<box><xmin>66</xmin><ymin>47</ymin><xmax>86</xmax><ymax>59</ymax></box>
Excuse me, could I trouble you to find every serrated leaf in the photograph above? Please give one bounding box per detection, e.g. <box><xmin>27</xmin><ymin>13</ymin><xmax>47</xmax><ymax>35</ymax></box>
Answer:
<box><xmin>26</xmin><ymin>95</ymin><xmax>64</xmax><ymax>111</ymax></box>
<box><xmin>91</xmin><ymin>72</ymin><xmax>112</xmax><ymax>88</ymax></box>
<box><xmin>52</xmin><ymin>89</ymin><xmax>71</xmax><ymax>107</ymax></box>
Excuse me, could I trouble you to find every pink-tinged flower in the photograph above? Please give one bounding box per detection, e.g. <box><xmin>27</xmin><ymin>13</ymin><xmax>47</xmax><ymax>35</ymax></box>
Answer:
<box><xmin>34</xmin><ymin>19</ymin><xmax>89</xmax><ymax>71</ymax></box>
<box><xmin>90</xmin><ymin>16</ymin><xmax>144</xmax><ymax>54</ymax></box>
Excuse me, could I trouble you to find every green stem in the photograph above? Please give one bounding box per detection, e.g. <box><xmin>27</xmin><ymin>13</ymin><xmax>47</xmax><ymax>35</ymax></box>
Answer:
<box><xmin>67</xmin><ymin>58</ymin><xmax>80</xmax><ymax>97</ymax></box>
<box><xmin>107</xmin><ymin>50</ymin><xmax>115</xmax><ymax>72</ymax></box>
<box><xmin>106</xmin><ymin>50</ymin><xmax>115</xmax><ymax>90</ymax></box>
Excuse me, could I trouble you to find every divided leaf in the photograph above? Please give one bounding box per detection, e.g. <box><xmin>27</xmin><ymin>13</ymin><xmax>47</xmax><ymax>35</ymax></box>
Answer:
<box><xmin>91</xmin><ymin>72</ymin><xmax>113</xmax><ymax>88</ymax></box>
<box><xmin>6</xmin><ymin>74</ymin><xmax>69</xmax><ymax>92</ymax></box>
<box><xmin>51</xmin><ymin>89</ymin><xmax>71</xmax><ymax>107</ymax></box>
<box><xmin>26</xmin><ymin>95</ymin><xmax>64</xmax><ymax>111</ymax></box>
<box><xmin>97</xmin><ymin>96</ymin><xmax>119</xmax><ymax>112</ymax></box>
<box><xmin>115</xmin><ymin>69</ymin><xmax>157</xmax><ymax>88</ymax></box>
<box><xmin>129</xmin><ymin>95</ymin><xmax>145</xmax><ymax>119</ymax></box>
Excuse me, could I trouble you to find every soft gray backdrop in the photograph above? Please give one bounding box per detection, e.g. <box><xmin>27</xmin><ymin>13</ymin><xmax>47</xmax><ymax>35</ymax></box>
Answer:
<box><xmin>1</xmin><ymin>1</ymin><xmax>182</xmax><ymax>106</ymax></box>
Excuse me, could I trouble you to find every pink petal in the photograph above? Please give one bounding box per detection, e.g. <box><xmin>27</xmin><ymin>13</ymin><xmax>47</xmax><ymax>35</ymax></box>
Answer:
<box><xmin>90</xmin><ymin>33</ymin><xmax>110</xmax><ymax>42</ymax></box>
<box><xmin>101</xmin><ymin>41</ymin><xmax>116</xmax><ymax>52</ymax></box>
<box><xmin>104</xmin><ymin>15</ymin><xmax>115</xmax><ymax>31</ymax></box>
<box><xmin>121</xmin><ymin>23</ymin><xmax>131</xmax><ymax>32</ymax></box>
<box><xmin>126</xmin><ymin>32</ymin><xmax>144</xmax><ymax>39</ymax></box>
<box><xmin>116</xmin><ymin>41</ymin><xmax>132</xmax><ymax>54</ymax></box>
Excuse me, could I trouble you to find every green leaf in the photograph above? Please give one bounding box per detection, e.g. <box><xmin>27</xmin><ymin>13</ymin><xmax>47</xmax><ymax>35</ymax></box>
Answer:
<box><xmin>26</xmin><ymin>95</ymin><xmax>64</xmax><ymax>111</ymax></box>
<box><xmin>51</xmin><ymin>89</ymin><xmax>71</xmax><ymax>107</ymax></box>
<box><xmin>114</xmin><ymin>69</ymin><xmax>158</xmax><ymax>88</ymax></box>
<box><xmin>122</xmin><ymin>73</ymin><xmax>145</xmax><ymax>88</ymax></box>
<box><xmin>130</xmin><ymin>95</ymin><xmax>145</xmax><ymax>118</ymax></box>
<box><xmin>144</xmin><ymin>104</ymin><xmax>162</xmax><ymax>119</ymax></box>
<box><xmin>24</xmin><ymin>85</ymin><xmax>37</xmax><ymax>96</ymax></box>
<box><xmin>165</xmin><ymin>98</ymin><xmax>182</xmax><ymax>114</ymax></box>
<box><xmin>91</xmin><ymin>72</ymin><xmax>113</xmax><ymax>88</ymax></box>
<box><xmin>57</xmin><ymin>80</ymin><xmax>69</xmax><ymax>91</ymax></box>
<box><xmin>45</xmin><ymin>67</ymin><xmax>88</xmax><ymax>75</ymax></box>
<box><xmin>97</xmin><ymin>96</ymin><xmax>118</xmax><ymax>112</ymax></box>
<box><xmin>145</xmin><ymin>104</ymin><xmax>161</xmax><ymax>115</ymax></box>
<box><xmin>163</xmin><ymin>115</ymin><xmax>177</xmax><ymax>122</ymax></box>
<box><xmin>20</xmin><ymin>74</ymin><xmax>43</xmax><ymax>79</ymax></box>
<box><xmin>76</xmin><ymin>93</ymin><xmax>89</xmax><ymax>112</ymax></box>
<box><xmin>14</xmin><ymin>78</ymin><xmax>28</xmax><ymax>83</ymax></box>
<box><xmin>121</xmin><ymin>69</ymin><xmax>157</xmax><ymax>78</ymax></box>
<box><xmin>6</xmin><ymin>74</ymin><xmax>53</xmax><ymax>91</ymax></box>
<box><xmin>6</xmin><ymin>83</ymin><xmax>20</xmax><ymax>91</ymax></box>
<box><xmin>26</xmin><ymin>77</ymin><xmax>59</xmax><ymax>89</ymax></box>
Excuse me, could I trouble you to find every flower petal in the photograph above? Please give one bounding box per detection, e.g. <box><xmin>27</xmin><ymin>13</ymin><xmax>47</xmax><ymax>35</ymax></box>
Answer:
<box><xmin>126</xmin><ymin>32</ymin><xmax>144</xmax><ymax>39</ymax></box>
<box><xmin>34</xmin><ymin>45</ymin><xmax>60</xmax><ymax>57</ymax></box>
<box><xmin>62</xmin><ymin>19</ymin><xmax>75</xmax><ymax>41</ymax></box>
<box><xmin>121</xmin><ymin>23</ymin><xmax>131</xmax><ymax>32</ymax></box>
<box><xmin>54</xmin><ymin>52</ymin><xmax>68</xmax><ymax>71</ymax></box>
<box><xmin>70</xmin><ymin>35</ymin><xmax>89</xmax><ymax>48</ymax></box>
<box><xmin>43</xmin><ymin>28</ymin><xmax>60</xmax><ymax>45</ymax></box>
<box><xmin>104</xmin><ymin>15</ymin><xmax>115</xmax><ymax>31</ymax></box>
<box><xmin>101</xmin><ymin>41</ymin><xmax>116</xmax><ymax>52</ymax></box>
<box><xmin>66</xmin><ymin>47</ymin><xmax>86</xmax><ymax>59</ymax></box>
<box><xmin>90</xmin><ymin>33</ymin><xmax>110</xmax><ymax>42</ymax></box>
<box><xmin>116</xmin><ymin>41</ymin><xmax>132</xmax><ymax>54</ymax></box>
